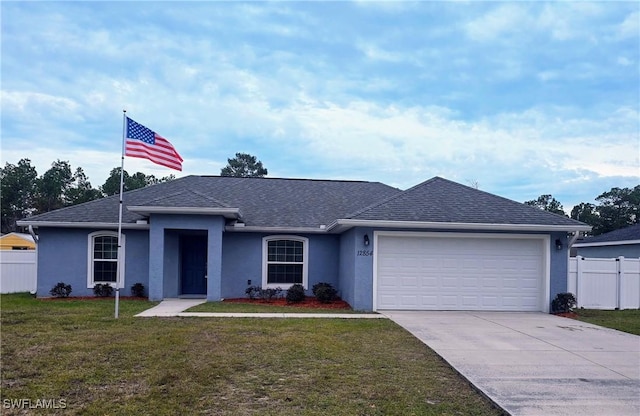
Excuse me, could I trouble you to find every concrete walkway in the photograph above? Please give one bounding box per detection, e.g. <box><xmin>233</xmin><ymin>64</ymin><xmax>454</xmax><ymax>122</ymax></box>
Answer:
<box><xmin>135</xmin><ymin>298</ymin><xmax>385</xmax><ymax>319</ymax></box>
<box><xmin>383</xmin><ymin>311</ymin><xmax>640</xmax><ymax>416</ymax></box>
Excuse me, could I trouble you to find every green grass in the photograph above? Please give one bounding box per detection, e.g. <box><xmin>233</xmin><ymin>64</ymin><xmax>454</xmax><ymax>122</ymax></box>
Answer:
<box><xmin>187</xmin><ymin>301</ymin><xmax>372</xmax><ymax>314</ymax></box>
<box><xmin>574</xmin><ymin>308</ymin><xmax>640</xmax><ymax>336</ymax></box>
<box><xmin>1</xmin><ymin>293</ymin><xmax>502</xmax><ymax>415</ymax></box>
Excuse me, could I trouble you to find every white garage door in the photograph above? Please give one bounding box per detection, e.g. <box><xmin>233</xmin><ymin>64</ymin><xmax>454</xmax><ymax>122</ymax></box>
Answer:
<box><xmin>376</xmin><ymin>234</ymin><xmax>546</xmax><ymax>311</ymax></box>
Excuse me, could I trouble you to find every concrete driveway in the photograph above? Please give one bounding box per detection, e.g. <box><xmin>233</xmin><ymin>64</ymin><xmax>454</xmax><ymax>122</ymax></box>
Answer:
<box><xmin>383</xmin><ymin>311</ymin><xmax>640</xmax><ymax>416</ymax></box>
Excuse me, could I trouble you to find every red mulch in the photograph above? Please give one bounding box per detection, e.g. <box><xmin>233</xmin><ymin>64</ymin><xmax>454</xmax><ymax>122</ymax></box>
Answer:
<box><xmin>224</xmin><ymin>296</ymin><xmax>352</xmax><ymax>310</ymax></box>
<box><xmin>553</xmin><ymin>311</ymin><xmax>579</xmax><ymax>319</ymax></box>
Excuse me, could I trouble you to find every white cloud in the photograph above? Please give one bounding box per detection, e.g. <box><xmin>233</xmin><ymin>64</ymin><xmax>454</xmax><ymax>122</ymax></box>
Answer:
<box><xmin>2</xmin><ymin>91</ymin><xmax>79</xmax><ymax>114</ymax></box>
<box><xmin>617</xmin><ymin>11</ymin><xmax>640</xmax><ymax>40</ymax></box>
<box><xmin>465</xmin><ymin>4</ymin><xmax>531</xmax><ymax>42</ymax></box>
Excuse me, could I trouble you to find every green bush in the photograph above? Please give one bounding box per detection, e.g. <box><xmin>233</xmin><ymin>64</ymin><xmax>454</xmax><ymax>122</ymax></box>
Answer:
<box><xmin>286</xmin><ymin>284</ymin><xmax>306</xmax><ymax>303</ymax></box>
<box><xmin>93</xmin><ymin>284</ymin><xmax>114</xmax><ymax>297</ymax></box>
<box><xmin>261</xmin><ymin>287</ymin><xmax>282</xmax><ymax>302</ymax></box>
<box><xmin>131</xmin><ymin>283</ymin><xmax>145</xmax><ymax>297</ymax></box>
<box><xmin>313</xmin><ymin>282</ymin><xmax>337</xmax><ymax>303</ymax></box>
<box><xmin>245</xmin><ymin>285</ymin><xmax>261</xmax><ymax>300</ymax></box>
<box><xmin>49</xmin><ymin>282</ymin><xmax>72</xmax><ymax>298</ymax></box>
<box><xmin>245</xmin><ymin>285</ymin><xmax>282</xmax><ymax>302</ymax></box>
<box><xmin>551</xmin><ymin>292</ymin><xmax>576</xmax><ymax>313</ymax></box>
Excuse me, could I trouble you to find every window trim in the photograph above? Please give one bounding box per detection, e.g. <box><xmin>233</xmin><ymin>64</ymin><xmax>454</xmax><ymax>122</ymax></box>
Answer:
<box><xmin>261</xmin><ymin>235</ymin><xmax>309</xmax><ymax>289</ymax></box>
<box><xmin>87</xmin><ymin>231</ymin><xmax>125</xmax><ymax>289</ymax></box>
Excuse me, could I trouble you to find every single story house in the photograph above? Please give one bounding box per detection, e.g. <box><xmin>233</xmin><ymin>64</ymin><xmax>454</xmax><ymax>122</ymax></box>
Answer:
<box><xmin>0</xmin><ymin>232</ymin><xmax>36</xmax><ymax>250</ymax></box>
<box><xmin>17</xmin><ymin>176</ymin><xmax>590</xmax><ymax>312</ymax></box>
<box><xmin>572</xmin><ymin>224</ymin><xmax>640</xmax><ymax>259</ymax></box>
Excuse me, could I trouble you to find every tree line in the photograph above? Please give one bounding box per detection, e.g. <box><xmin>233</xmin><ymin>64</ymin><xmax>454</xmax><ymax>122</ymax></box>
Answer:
<box><xmin>1</xmin><ymin>153</ymin><xmax>268</xmax><ymax>234</ymax></box>
<box><xmin>524</xmin><ymin>187</ymin><xmax>639</xmax><ymax>236</ymax></box>
<box><xmin>2</xmin><ymin>156</ymin><xmax>636</xmax><ymax>236</ymax></box>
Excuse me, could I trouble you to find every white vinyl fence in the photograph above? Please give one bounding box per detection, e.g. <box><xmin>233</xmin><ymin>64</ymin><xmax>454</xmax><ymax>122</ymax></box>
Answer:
<box><xmin>568</xmin><ymin>257</ymin><xmax>640</xmax><ymax>310</ymax></box>
<box><xmin>0</xmin><ymin>250</ymin><xmax>37</xmax><ymax>294</ymax></box>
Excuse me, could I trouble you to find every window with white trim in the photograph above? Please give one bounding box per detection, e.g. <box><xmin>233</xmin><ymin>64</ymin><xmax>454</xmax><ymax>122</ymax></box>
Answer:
<box><xmin>262</xmin><ymin>236</ymin><xmax>308</xmax><ymax>288</ymax></box>
<box><xmin>87</xmin><ymin>231</ymin><xmax>125</xmax><ymax>288</ymax></box>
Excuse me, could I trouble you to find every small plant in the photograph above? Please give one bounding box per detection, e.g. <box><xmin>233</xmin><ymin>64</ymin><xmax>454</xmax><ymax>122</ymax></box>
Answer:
<box><xmin>245</xmin><ymin>285</ymin><xmax>261</xmax><ymax>300</ymax></box>
<box><xmin>49</xmin><ymin>282</ymin><xmax>72</xmax><ymax>298</ymax></box>
<box><xmin>286</xmin><ymin>284</ymin><xmax>306</xmax><ymax>303</ymax></box>
<box><xmin>261</xmin><ymin>287</ymin><xmax>282</xmax><ymax>302</ymax></box>
<box><xmin>245</xmin><ymin>285</ymin><xmax>282</xmax><ymax>301</ymax></box>
<box><xmin>131</xmin><ymin>283</ymin><xmax>145</xmax><ymax>297</ymax></box>
<box><xmin>93</xmin><ymin>283</ymin><xmax>114</xmax><ymax>297</ymax></box>
<box><xmin>551</xmin><ymin>292</ymin><xmax>577</xmax><ymax>314</ymax></box>
<box><xmin>313</xmin><ymin>282</ymin><xmax>337</xmax><ymax>303</ymax></box>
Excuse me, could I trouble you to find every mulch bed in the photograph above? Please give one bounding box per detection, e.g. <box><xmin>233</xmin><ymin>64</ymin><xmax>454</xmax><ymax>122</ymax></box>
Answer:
<box><xmin>224</xmin><ymin>296</ymin><xmax>352</xmax><ymax>310</ymax></box>
<box><xmin>552</xmin><ymin>311</ymin><xmax>579</xmax><ymax>319</ymax></box>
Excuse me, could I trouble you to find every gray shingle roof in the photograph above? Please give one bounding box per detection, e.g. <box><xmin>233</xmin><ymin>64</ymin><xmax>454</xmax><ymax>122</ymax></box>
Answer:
<box><xmin>20</xmin><ymin>175</ymin><xmax>590</xmax><ymax>230</ymax></box>
<box><xmin>576</xmin><ymin>224</ymin><xmax>640</xmax><ymax>244</ymax></box>
<box><xmin>21</xmin><ymin>176</ymin><xmax>401</xmax><ymax>228</ymax></box>
<box><xmin>348</xmin><ymin>177</ymin><xmax>587</xmax><ymax>227</ymax></box>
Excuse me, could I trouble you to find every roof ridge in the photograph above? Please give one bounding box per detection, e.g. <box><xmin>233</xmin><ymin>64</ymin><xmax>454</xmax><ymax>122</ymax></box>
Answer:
<box><xmin>197</xmin><ymin>175</ymin><xmax>374</xmax><ymax>184</ymax></box>
<box><xmin>433</xmin><ymin>177</ymin><xmax>587</xmax><ymax>225</ymax></box>
<box><xmin>344</xmin><ymin>177</ymin><xmax>439</xmax><ymax>219</ymax></box>
<box><xmin>189</xmin><ymin>189</ymin><xmax>231</xmax><ymax>208</ymax></box>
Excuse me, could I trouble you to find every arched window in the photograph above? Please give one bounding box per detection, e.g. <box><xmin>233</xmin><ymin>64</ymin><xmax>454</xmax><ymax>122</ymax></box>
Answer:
<box><xmin>87</xmin><ymin>231</ymin><xmax>125</xmax><ymax>288</ymax></box>
<box><xmin>262</xmin><ymin>236</ymin><xmax>308</xmax><ymax>289</ymax></box>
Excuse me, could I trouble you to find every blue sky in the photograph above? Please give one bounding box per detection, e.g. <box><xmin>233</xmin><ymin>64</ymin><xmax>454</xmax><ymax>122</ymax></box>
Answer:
<box><xmin>2</xmin><ymin>1</ymin><xmax>638</xmax><ymax>212</ymax></box>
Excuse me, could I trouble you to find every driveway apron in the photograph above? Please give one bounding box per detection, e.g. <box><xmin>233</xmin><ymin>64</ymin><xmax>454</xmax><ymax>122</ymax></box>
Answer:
<box><xmin>383</xmin><ymin>311</ymin><xmax>640</xmax><ymax>416</ymax></box>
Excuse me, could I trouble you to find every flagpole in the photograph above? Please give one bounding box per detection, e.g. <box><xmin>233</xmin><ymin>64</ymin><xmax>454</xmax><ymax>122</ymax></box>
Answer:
<box><xmin>115</xmin><ymin>110</ymin><xmax>127</xmax><ymax>319</ymax></box>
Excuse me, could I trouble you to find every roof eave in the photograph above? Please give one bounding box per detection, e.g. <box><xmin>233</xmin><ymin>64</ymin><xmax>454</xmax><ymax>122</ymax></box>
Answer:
<box><xmin>16</xmin><ymin>221</ymin><xmax>150</xmax><ymax>230</ymax></box>
<box><xmin>573</xmin><ymin>239</ymin><xmax>640</xmax><ymax>248</ymax></box>
<box><xmin>327</xmin><ymin>219</ymin><xmax>592</xmax><ymax>233</ymax></box>
<box><xmin>225</xmin><ymin>225</ymin><xmax>328</xmax><ymax>234</ymax></box>
<box><xmin>127</xmin><ymin>206</ymin><xmax>242</xmax><ymax>219</ymax></box>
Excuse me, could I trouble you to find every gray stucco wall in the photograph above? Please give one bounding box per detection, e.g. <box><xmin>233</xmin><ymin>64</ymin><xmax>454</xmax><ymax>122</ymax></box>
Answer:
<box><xmin>340</xmin><ymin>227</ymin><xmax>375</xmax><ymax>311</ymax></box>
<box><xmin>220</xmin><ymin>232</ymin><xmax>340</xmax><ymax>299</ymax></box>
<box><xmin>338</xmin><ymin>229</ymin><xmax>356</xmax><ymax>308</ymax></box>
<box><xmin>36</xmin><ymin>227</ymin><xmax>149</xmax><ymax>297</ymax></box>
<box><xmin>549</xmin><ymin>231</ymin><xmax>570</xmax><ymax>306</ymax></box>
<box><xmin>35</xmin><ymin>222</ymin><xmax>573</xmax><ymax>313</ymax></box>
<box><xmin>148</xmin><ymin>214</ymin><xmax>225</xmax><ymax>301</ymax></box>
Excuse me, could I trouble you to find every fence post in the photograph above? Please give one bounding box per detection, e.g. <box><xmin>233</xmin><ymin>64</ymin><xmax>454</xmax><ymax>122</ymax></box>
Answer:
<box><xmin>616</xmin><ymin>256</ymin><xmax>624</xmax><ymax>310</ymax></box>
<box><xmin>576</xmin><ymin>256</ymin><xmax>582</xmax><ymax>308</ymax></box>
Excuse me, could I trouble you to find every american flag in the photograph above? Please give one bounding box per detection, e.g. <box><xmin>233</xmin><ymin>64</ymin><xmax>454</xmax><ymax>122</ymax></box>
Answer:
<box><xmin>125</xmin><ymin>117</ymin><xmax>183</xmax><ymax>171</ymax></box>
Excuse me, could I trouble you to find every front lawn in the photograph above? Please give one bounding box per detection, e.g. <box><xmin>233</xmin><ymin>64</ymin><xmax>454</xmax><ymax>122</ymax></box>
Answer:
<box><xmin>1</xmin><ymin>293</ymin><xmax>502</xmax><ymax>415</ymax></box>
<box><xmin>574</xmin><ymin>308</ymin><xmax>640</xmax><ymax>336</ymax></box>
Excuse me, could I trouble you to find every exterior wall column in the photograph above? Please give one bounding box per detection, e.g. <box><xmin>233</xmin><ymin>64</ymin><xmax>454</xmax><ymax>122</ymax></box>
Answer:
<box><xmin>148</xmin><ymin>222</ymin><xmax>165</xmax><ymax>301</ymax></box>
<box><xmin>207</xmin><ymin>218</ymin><xmax>224</xmax><ymax>302</ymax></box>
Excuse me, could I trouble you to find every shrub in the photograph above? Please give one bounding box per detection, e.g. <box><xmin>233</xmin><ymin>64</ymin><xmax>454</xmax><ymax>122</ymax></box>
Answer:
<box><xmin>286</xmin><ymin>284</ymin><xmax>306</xmax><ymax>303</ymax></box>
<box><xmin>261</xmin><ymin>287</ymin><xmax>282</xmax><ymax>302</ymax></box>
<box><xmin>551</xmin><ymin>292</ymin><xmax>577</xmax><ymax>313</ymax></box>
<box><xmin>93</xmin><ymin>283</ymin><xmax>114</xmax><ymax>297</ymax></box>
<box><xmin>49</xmin><ymin>282</ymin><xmax>72</xmax><ymax>298</ymax></box>
<box><xmin>131</xmin><ymin>283</ymin><xmax>145</xmax><ymax>297</ymax></box>
<box><xmin>313</xmin><ymin>282</ymin><xmax>337</xmax><ymax>303</ymax></box>
<box><xmin>245</xmin><ymin>285</ymin><xmax>261</xmax><ymax>300</ymax></box>
<box><xmin>311</xmin><ymin>282</ymin><xmax>331</xmax><ymax>296</ymax></box>
<box><xmin>245</xmin><ymin>285</ymin><xmax>283</xmax><ymax>301</ymax></box>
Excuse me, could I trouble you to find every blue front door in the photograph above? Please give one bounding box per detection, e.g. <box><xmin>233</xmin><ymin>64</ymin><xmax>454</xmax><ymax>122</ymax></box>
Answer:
<box><xmin>180</xmin><ymin>235</ymin><xmax>207</xmax><ymax>295</ymax></box>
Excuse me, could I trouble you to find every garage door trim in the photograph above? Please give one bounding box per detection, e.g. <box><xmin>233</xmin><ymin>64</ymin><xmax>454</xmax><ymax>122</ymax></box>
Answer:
<box><xmin>373</xmin><ymin>231</ymin><xmax>550</xmax><ymax>312</ymax></box>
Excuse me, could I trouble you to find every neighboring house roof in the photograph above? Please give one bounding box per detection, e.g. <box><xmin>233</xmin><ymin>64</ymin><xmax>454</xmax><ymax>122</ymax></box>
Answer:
<box><xmin>17</xmin><ymin>175</ymin><xmax>590</xmax><ymax>233</ymax></box>
<box><xmin>573</xmin><ymin>224</ymin><xmax>640</xmax><ymax>247</ymax></box>
<box><xmin>0</xmin><ymin>232</ymin><xmax>36</xmax><ymax>249</ymax></box>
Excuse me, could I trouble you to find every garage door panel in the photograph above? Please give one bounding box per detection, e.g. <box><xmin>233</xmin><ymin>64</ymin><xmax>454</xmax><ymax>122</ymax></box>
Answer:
<box><xmin>376</xmin><ymin>235</ymin><xmax>544</xmax><ymax>311</ymax></box>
